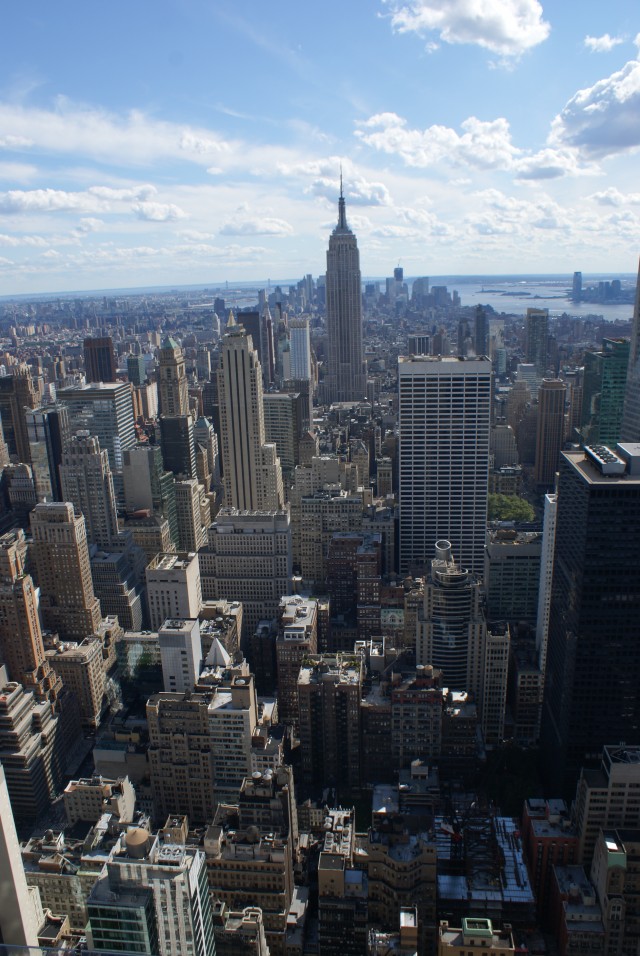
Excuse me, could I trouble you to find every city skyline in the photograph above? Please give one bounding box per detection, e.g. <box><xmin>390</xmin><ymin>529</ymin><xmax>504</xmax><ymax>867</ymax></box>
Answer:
<box><xmin>0</xmin><ymin>1</ymin><xmax>638</xmax><ymax>294</ymax></box>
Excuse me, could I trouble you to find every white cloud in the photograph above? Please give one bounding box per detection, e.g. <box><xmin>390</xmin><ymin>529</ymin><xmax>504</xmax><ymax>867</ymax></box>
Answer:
<box><xmin>219</xmin><ymin>215</ymin><xmax>293</xmax><ymax>236</ymax></box>
<box><xmin>584</xmin><ymin>34</ymin><xmax>624</xmax><ymax>53</ymax></box>
<box><xmin>76</xmin><ymin>217</ymin><xmax>104</xmax><ymax>233</ymax></box>
<box><xmin>0</xmin><ymin>162</ymin><xmax>40</xmax><ymax>184</ymax></box>
<box><xmin>514</xmin><ymin>147</ymin><xmax>588</xmax><ymax>179</ymax></box>
<box><xmin>179</xmin><ymin>132</ymin><xmax>230</xmax><ymax>156</ymax></box>
<box><xmin>0</xmin><ymin>101</ymin><xmax>235</xmax><ymax>169</ymax></box>
<box><xmin>88</xmin><ymin>184</ymin><xmax>157</xmax><ymax>201</ymax></box>
<box><xmin>371</xmin><ymin>224</ymin><xmax>421</xmax><ymax>238</ymax></box>
<box><xmin>550</xmin><ymin>57</ymin><xmax>640</xmax><ymax>157</ymax></box>
<box><xmin>588</xmin><ymin>187</ymin><xmax>640</xmax><ymax>206</ymax></box>
<box><xmin>279</xmin><ymin>156</ymin><xmax>392</xmax><ymax>206</ymax></box>
<box><xmin>0</xmin><ymin>188</ymin><xmax>104</xmax><ymax>214</ymax></box>
<box><xmin>356</xmin><ymin>112</ymin><xmax>521</xmax><ymax>170</ymax></box>
<box><xmin>356</xmin><ymin>111</ymin><xmax>597</xmax><ymax>179</ymax></box>
<box><xmin>0</xmin><ymin>233</ymin><xmax>48</xmax><ymax>247</ymax></box>
<box><xmin>468</xmin><ymin>188</ymin><xmax>574</xmax><ymax>237</ymax></box>
<box><xmin>383</xmin><ymin>0</ymin><xmax>550</xmax><ymax>56</ymax></box>
<box><xmin>309</xmin><ymin>175</ymin><xmax>391</xmax><ymax>206</ymax></box>
<box><xmin>179</xmin><ymin>229</ymin><xmax>216</xmax><ymax>242</ymax></box>
<box><xmin>132</xmin><ymin>201</ymin><xmax>187</xmax><ymax>222</ymax></box>
<box><xmin>0</xmin><ymin>134</ymin><xmax>33</xmax><ymax>149</ymax></box>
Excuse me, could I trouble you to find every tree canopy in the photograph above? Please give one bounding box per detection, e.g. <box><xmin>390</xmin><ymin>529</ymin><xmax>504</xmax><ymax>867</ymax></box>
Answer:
<box><xmin>488</xmin><ymin>494</ymin><xmax>535</xmax><ymax>522</ymax></box>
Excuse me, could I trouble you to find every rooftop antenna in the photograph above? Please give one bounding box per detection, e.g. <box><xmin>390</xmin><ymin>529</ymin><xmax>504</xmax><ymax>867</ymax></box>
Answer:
<box><xmin>337</xmin><ymin>162</ymin><xmax>347</xmax><ymax>229</ymax></box>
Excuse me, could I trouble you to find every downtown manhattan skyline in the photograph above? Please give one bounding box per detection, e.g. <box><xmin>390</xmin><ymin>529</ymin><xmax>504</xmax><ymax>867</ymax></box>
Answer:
<box><xmin>0</xmin><ymin>0</ymin><xmax>639</xmax><ymax>295</ymax></box>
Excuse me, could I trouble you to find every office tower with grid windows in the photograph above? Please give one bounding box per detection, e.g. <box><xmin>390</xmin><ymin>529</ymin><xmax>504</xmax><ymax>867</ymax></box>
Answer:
<box><xmin>398</xmin><ymin>355</ymin><xmax>491</xmax><ymax>576</ymax></box>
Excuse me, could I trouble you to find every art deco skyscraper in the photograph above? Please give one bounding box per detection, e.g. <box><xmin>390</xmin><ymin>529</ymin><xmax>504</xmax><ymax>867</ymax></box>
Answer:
<box><xmin>324</xmin><ymin>184</ymin><xmax>366</xmax><ymax>403</ymax></box>
<box><xmin>60</xmin><ymin>434</ymin><xmax>120</xmax><ymax>549</ymax></box>
<box><xmin>620</xmin><ymin>258</ymin><xmax>640</xmax><ymax>442</ymax></box>
<box><xmin>0</xmin><ymin>530</ymin><xmax>61</xmax><ymax>702</ymax></box>
<box><xmin>217</xmin><ymin>314</ymin><xmax>284</xmax><ymax>511</ymax></box>
<box><xmin>399</xmin><ymin>355</ymin><xmax>491</xmax><ymax>576</ymax></box>
<box><xmin>158</xmin><ymin>335</ymin><xmax>189</xmax><ymax>417</ymax></box>
<box><xmin>31</xmin><ymin>501</ymin><xmax>102</xmax><ymax>641</ymax></box>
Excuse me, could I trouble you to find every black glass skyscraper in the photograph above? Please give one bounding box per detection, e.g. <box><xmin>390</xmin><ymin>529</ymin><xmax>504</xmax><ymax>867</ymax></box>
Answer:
<box><xmin>620</xmin><ymin>258</ymin><xmax>640</xmax><ymax>442</ymax></box>
<box><xmin>541</xmin><ymin>445</ymin><xmax>640</xmax><ymax>792</ymax></box>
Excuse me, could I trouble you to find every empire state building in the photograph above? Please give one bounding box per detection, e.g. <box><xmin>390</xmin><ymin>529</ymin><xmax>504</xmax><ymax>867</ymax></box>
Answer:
<box><xmin>324</xmin><ymin>184</ymin><xmax>366</xmax><ymax>403</ymax></box>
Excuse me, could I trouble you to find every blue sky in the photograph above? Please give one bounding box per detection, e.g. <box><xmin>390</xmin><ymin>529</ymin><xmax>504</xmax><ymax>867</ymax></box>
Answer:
<box><xmin>0</xmin><ymin>0</ymin><xmax>639</xmax><ymax>294</ymax></box>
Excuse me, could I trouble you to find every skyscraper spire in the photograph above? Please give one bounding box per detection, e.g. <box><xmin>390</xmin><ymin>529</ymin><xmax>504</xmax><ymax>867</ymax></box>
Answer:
<box><xmin>337</xmin><ymin>165</ymin><xmax>348</xmax><ymax>231</ymax></box>
<box><xmin>324</xmin><ymin>177</ymin><xmax>366</xmax><ymax>403</ymax></box>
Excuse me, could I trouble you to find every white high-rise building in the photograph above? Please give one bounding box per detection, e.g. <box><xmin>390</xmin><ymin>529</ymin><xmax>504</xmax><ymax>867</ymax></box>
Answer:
<box><xmin>536</xmin><ymin>492</ymin><xmax>557</xmax><ymax>678</ymax></box>
<box><xmin>399</xmin><ymin>355</ymin><xmax>491</xmax><ymax>576</ymax></box>
<box><xmin>0</xmin><ymin>764</ymin><xmax>40</xmax><ymax>947</ymax></box>
<box><xmin>289</xmin><ymin>318</ymin><xmax>312</xmax><ymax>380</ymax></box>
<box><xmin>217</xmin><ymin>314</ymin><xmax>284</xmax><ymax>511</ymax></box>
<box><xmin>146</xmin><ymin>553</ymin><xmax>202</xmax><ymax>630</ymax></box>
<box><xmin>159</xmin><ymin>618</ymin><xmax>202</xmax><ymax>693</ymax></box>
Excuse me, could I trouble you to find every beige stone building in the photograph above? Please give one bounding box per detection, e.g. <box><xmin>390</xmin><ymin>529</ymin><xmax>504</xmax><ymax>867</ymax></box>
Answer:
<box><xmin>47</xmin><ymin>637</ymin><xmax>105</xmax><ymax>728</ymax></box>
<box><xmin>438</xmin><ymin>919</ymin><xmax>515</xmax><ymax>954</ymax></box>
<box><xmin>218</xmin><ymin>314</ymin><xmax>284</xmax><ymax>512</ymax></box>
<box><xmin>199</xmin><ymin>509</ymin><xmax>292</xmax><ymax>638</ymax></box>
<box><xmin>31</xmin><ymin>502</ymin><xmax>102</xmax><ymax>641</ymax></box>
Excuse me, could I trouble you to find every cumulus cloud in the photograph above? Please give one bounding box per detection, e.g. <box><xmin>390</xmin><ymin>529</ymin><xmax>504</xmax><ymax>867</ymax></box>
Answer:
<box><xmin>584</xmin><ymin>34</ymin><xmax>624</xmax><ymax>53</ymax></box>
<box><xmin>179</xmin><ymin>132</ymin><xmax>229</xmax><ymax>155</ymax></box>
<box><xmin>356</xmin><ymin>112</ymin><xmax>521</xmax><ymax>170</ymax></box>
<box><xmin>383</xmin><ymin>0</ymin><xmax>550</xmax><ymax>56</ymax></box>
<box><xmin>550</xmin><ymin>57</ymin><xmax>640</xmax><ymax>157</ymax></box>
<box><xmin>514</xmin><ymin>147</ymin><xmax>588</xmax><ymax>179</ymax></box>
<box><xmin>76</xmin><ymin>217</ymin><xmax>103</xmax><ymax>233</ymax></box>
<box><xmin>132</xmin><ymin>201</ymin><xmax>187</xmax><ymax>222</ymax></box>
<box><xmin>588</xmin><ymin>187</ymin><xmax>640</xmax><ymax>206</ymax></box>
<box><xmin>219</xmin><ymin>216</ymin><xmax>293</xmax><ymax>236</ymax></box>
<box><xmin>279</xmin><ymin>156</ymin><xmax>392</xmax><ymax>206</ymax></box>
<box><xmin>468</xmin><ymin>188</ymin><xmax>573</xmax><ymax>237</ymax></box>
<box><xmin>0</xmin><ymin>188</ymin><xmax>104</xmax><ymax>214</ymax></box>
<box><xmin>356</xmin><ymin>111</ymin><xmax>596</xmax><ymax>179</ymax></box>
